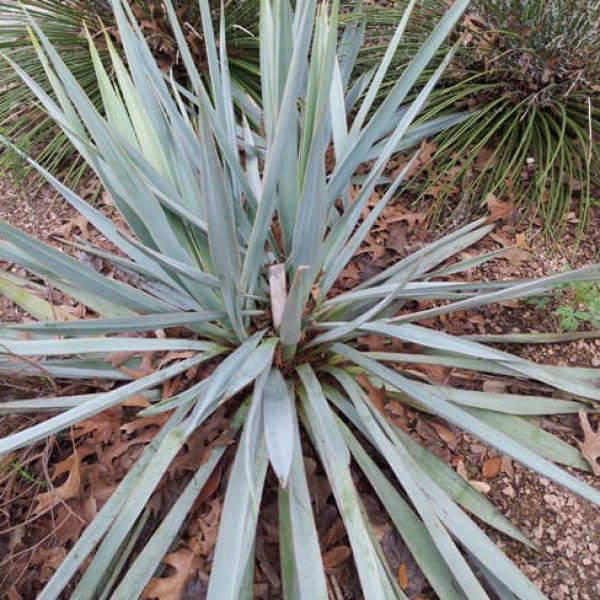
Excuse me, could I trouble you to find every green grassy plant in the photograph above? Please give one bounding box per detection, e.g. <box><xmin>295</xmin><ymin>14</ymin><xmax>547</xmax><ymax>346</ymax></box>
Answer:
<box><xmin>0</xmin><ymin>459</ymin><xmax>47</xmax><ymax>486</ymax></box>
<box><xmin>417</xmin><ymin>0</ymin><xmax>600</xmax><ymax>235</ymax></box>
<box><xmin>0</xmin><ymin>1</ymin><xmax>599</xmax><ymax>597</ymax></box>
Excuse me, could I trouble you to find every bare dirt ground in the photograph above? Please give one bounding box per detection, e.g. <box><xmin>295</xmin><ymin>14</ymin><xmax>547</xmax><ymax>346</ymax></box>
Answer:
<box><xmin>0</xmin><ymin>173</ymin><xmax>599</xmax><ymax>599</ymax></box>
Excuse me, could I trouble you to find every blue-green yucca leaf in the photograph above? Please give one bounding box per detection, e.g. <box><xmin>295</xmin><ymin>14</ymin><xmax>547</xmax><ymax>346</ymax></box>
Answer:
<box><xmin>241</xmin><ymin>0</ymin><xmax>317</xmax><ymax>294</ymax></box>
<box><xmin>387</xmin><ymin>380</ymin><xmax>587</xmax><ymax>416</ymax></box>
<box><xmin>184</xmin><ymin>331</ymin><xmax>268</xmax><ymax>431</ymax></box>
<box><xmin>347</xmin><ymin>0</ymin><xmax>420</xmax><ymax>140</ymax></box>
<box><xmin>263</xmin><ymin>367</ymin><xmax>296</xmax><ymax>486</ymax></box>
<box><xmin>361</xmin><ymin>322</ymin><xmax>600</xmax><ymax>401</ymax></box>
<box><xmin>0</xmin><ymin>240</ymin><xmax>143</xmax><ymax>318</ymax></box>
<box><xmin>3</xmin><ymin>311</ymin><xmax>233</xmax><ymax>336</ymax></box>
<box><xmin>321</xmin><ymin>382</ymin><xmax>535</xmax><ymax>547</ymax></box>
<box><xmin>298</xmin><ymin>364</ymin><xmax>397</xmax><ymax>598</ymax></box>
<box><xmin>0</xmin><ymin>352</ymin><xmax>212</xmax><ymax>454</ymax></box>
<box><xmin>392</xmin><ymin>264</ymin><xmax>600</xmax><ymax>324</ymax></box>
<box><xmin>0</xmin><ymin>272</ymin><xmax>75</xmax><ymax>323</ymax></box>
<box><xmin>338</xmin><ymin>418</ymin><xmax>467</xmax><ymax>600</ymax></box>
<box><xmin>69</xmin><ymin>421</ymin><xmax>193</xmax><ymax>598</ymax></box>
<box><xmin>108</xmin><ymin>443</ymin><xmax>225</xmax><ymax>600</ymax></box>
<box><xmin>327</xmin><ymin>0</ymin><xmax>470</xmax><ymax>202</ymax></box>
<box><xmin>334</xmin><ymin>344</ymin><xmax>600</xmax><ymax>506</ymax></box>
<box><xmin>0</xmin><ymin>357</ymin><xmax>134</xmax><ymax>381</ymax></box>
<box><xmin>0</xmin><ymin>221</ymin><xmax>171</xmax><ymax>314</ymax></box>
<box><xmin>0</xmin><ymin>136</ymin><xmax>179</xmax><ymax>288</ymax></box>
<box><xmin>334</xmin><ymin>369</ymin><xmax>494</xmax><ymax>599</ymax></box>
<box><xmin>278</xmin><ymin>411</ymin><xmax>328</xmax><ymax>599</ymax></box>
<box><xmin>0</xmin><ymin>391</ymin><xmax>157</xmax><ymax>415</ymax></box>
<box><xmin>35</xmin><ymin>401</ymin><xmax>192</xmax><ymax>600</ymax></box>
<box><xmin>207</xmin><ymin>402</ymin><xmax>269</xmax><ymax>600</ymax></box>
<box><xmin>17</xmin><ymin>26</ymin><xmax>170</xmax><ymax>247</ymax></box>
<box><xmin>0</xmin><ymin>337</ymin><xmax>215</xmax><ymax>356</ymax></box>
<box><xmin>335</xmin><ymin>369</ymin><xmax>545</xmax><ymax>599</ymax></box>
<box><xmin>196</xmin><ymin>103</ymin><xmax>245</xmax><ymax>338</ymax></box>
<box><xmin>337</xmin><ymin>0</ymin><xmax>366</xmax><ymax>88</ymax></box>
<box><xmin>319</xmin><ymin>152</ymin><xmax>419</xmax><ymax>298</ymax></box>
<box><xmin>279</xmin><ymin>266</ymin><xmax>310</xmax><ymax>358</ymax></box>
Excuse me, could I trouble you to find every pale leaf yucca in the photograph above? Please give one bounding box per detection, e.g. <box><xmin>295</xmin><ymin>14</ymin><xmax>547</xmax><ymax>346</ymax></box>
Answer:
<box><xmin>0</xmin><ymin>1</ymin><xmax>599</xmax><ymax>598</ymax></box>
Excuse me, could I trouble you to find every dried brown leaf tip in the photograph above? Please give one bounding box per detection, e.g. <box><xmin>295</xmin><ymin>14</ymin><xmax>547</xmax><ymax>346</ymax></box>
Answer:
<box><xmin>578</xmin><ymin>411</ymin><xmax>600</xmax><ymax>476</ymax></box>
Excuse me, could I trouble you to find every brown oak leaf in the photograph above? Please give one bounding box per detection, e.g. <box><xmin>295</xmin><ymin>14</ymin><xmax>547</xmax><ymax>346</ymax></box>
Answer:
<box><xmin>578</xmin><ymin>411</ymin><xmax>600</xmax><ymax>475</ymax></box>
<box><xmin>142</xmin><ymin>549</ymin><xmax>200</xmax><ymax>600</ymax></box>
<box><xmin>485</xmin><ymin>193</ymin><xmax>518</xmax><ymax>223</ymax></box>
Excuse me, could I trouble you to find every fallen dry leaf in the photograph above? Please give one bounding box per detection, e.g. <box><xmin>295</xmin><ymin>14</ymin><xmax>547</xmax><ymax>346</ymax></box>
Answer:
<box><xmin>385</xmin><ymin>211</ymin><xmax>428</xmax><ymax>229</ymax></box>
<box><xmin>31</xmin><ymin>546</ymin><xmax>67</xmax><ymax>581</ymax></box>
<box><xmin>398</xmin><ymin>563</ymin><xmax>409</xmax><ymax>590</ymax></box>
<box><xmin>578</xmin><ymin>411</ymin><xmax>600</xmax><ymax>475</ymax></box>
<box><xmin>74</xmin><ymin>407</ymin><xmax>122</xmax><ymax>444</ymax></box>
<box><xmin>33</xmin><ymin>446</ymin><xmax>95</xmax><ymax>514</ymax></box>
<box><xmin>482</xmin><ymin>456</ymin><xmax>503</xmax><ymax>479</ymax></box>
<box><xmin>323</xmin><ymin>545</ymin><xmax>352</xmax><ymax>569</ymax></box>
<box><xmin>485</xmin><ymin>193</ymin><xmax>518</xmax><ymax>223</ymax></box>
<box><xmin>192</xmin><ymin>499</ymin><xmax>221</xmax><ymax>556</ymax></box>
<box><xmin>386</xmin><ymin>224</ymin><xmax>409</xmax><ymax>255</ymax></box>
<box><xmin>429</xmin><ymin>421</ymin><xmax>458</xmax><ymax>447</ymax></box>
<box><xmin>489</xmin><ymin>231</ymin><xmax>530</xmax><ymax>267</ymax></box>
<box><xmin>121</xmin><ymin>413</ymin><xmax>169</xmax><ymax>436</ymax></box>
<box><xmin>142</xmin><ymin>549</ymin><xmax>199</xmax><ymax>600</ymax></box>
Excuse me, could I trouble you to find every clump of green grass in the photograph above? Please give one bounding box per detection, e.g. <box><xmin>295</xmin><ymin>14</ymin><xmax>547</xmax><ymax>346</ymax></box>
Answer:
<box><xmin>416</xmin><ymin>0</ymin><xmax>599</xmax><ymax>236</ymax></box>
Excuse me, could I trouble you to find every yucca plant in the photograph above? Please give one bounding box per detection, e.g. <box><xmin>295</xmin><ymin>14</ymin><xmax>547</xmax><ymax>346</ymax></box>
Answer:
<box><xmin>1</xmin><ymin>0</ymin><xmax>600</xmax><ymax>598</ymax></box>
<box><xmin>416</xmin><ymin>0</ymin><xmax>600</xmax><ymax>234</ymax></box>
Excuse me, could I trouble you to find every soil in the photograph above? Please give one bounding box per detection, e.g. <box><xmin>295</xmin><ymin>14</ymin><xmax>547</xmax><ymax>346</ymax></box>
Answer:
<box><xmin>0</xmin><ymin>173</ymin><xmax>599</xmax><ymax>599</ymax></box>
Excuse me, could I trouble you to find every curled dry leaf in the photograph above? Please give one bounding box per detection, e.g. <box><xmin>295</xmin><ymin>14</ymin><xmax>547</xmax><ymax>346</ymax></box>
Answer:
<box><xmin>142</xmin><ymin>548</ymin><xmax>200</xmax><ymax>600</ymax></box>
<box><xmin>190</xmin><ymin>499</ymin><xmax>222</xmax><ymax>557</ymax></box>
<box><xmin>33</xmin><ymin>446</ymin><xmax>95</xmax><ymax>514</ymax></box>
<box><xmin>485</xmin><ymin>193</ymin><xmax>518</xmax><ymax>223</ymax></box>
<box><xmin>456</xmin><ymin>459</ymin><xmax>491</xmax><ymax>494</ymax></box>
<box><xmin>578</xmin><ymin>411</ymin><xmax>600</xmax><ymax>475</ymax></box>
